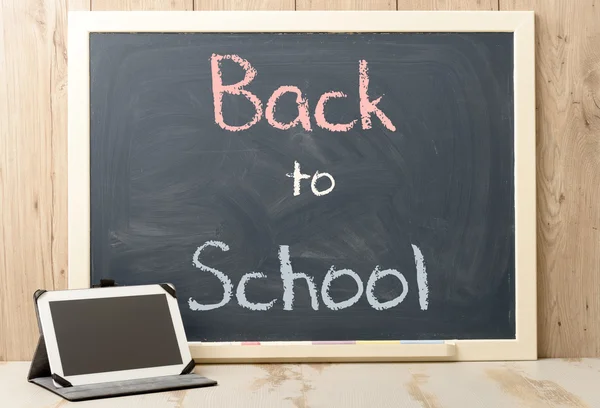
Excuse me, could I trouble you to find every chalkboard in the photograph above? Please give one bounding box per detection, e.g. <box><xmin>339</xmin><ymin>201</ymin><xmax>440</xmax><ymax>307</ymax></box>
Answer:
<box><xmin>68</xmin><ymin>11</ymin><xmax>536</xmax><ymax>361</ymax></box>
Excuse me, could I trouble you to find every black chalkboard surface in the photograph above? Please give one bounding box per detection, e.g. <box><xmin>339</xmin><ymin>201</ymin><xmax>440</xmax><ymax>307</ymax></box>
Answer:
<box><xmin>88</xmin><ymin>31</ymin><xmax>515</xmax><ymax>343</ymax></box>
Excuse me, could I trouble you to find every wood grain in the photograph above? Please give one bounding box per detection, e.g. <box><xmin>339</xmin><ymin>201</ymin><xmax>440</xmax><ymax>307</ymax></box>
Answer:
<box><xmin>195</xmin><ymin>0</ymin><xmax>294</xmax><ymax>9</ymax></box>
<box><xmin>398</xmin><ymin>0</ymin><xmax>497</xmax><ymax>9</ymax></box>
<box><xmin>3</xmin><ymin>359</ymin><xmax>600</xmax><ymax>406</ymax></box>
<box><xmin>296</xmin><ymin>0</ymin><xmax>395</xmax><ymax>9</ymax></box>
<box><xmin>501</xmin><ymin>0</ymin><xmax>600</xmax><ymax>358</ymax></box>
<box><xmin>0</xmin><ymin>0</ymin><xmax>68</xmax><ymax>361</ymax></box>
<box><xmin>68</xmin><ymin>0</ymin><xmax>91</xmax><ymax>10</ymax></box>
<box><xmin>92</xmin><ymin>0</ymin><xmax>193</xmax><ymax>10</ymax></box>
<box><xmin>0</xmin><ymin>0</ymin><xmax>7</xmax><ymax>363</ymax></box>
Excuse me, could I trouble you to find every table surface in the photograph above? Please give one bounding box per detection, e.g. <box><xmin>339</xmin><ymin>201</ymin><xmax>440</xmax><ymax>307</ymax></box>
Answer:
<box><xmin>1</xmin><ymin>359</ymin><xmax>599</xmax><ymax>407</ymax></box>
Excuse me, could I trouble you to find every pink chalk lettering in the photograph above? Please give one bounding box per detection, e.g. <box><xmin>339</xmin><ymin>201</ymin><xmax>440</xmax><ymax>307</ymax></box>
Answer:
<box><xmin>266</xmin><ymin>86</ymin><xmax>312</xmax><ymax>131</ymax></box>
<box><xmin>314</xmin><ymin>91</ymin><xmax>357</xmax><ymax>132</ymax></box>
<box><xmin>359</xmin><ymin>60</ymin><xmax>396</xmax><ymax>132</ymax></box>
<box><xmin>210</xmin><ymin>54</ymin><xmax>263</xmax><ymax>131</ymax></box>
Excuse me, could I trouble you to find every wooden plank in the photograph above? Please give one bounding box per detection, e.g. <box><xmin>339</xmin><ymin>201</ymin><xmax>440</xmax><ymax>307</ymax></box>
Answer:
<box><xmin>69</xmin><ymin>0</ymin><xmax>91</xmax><ymax>10</ymax></box>
<box><xmin>195</xmin><ymin>0</ymin><xmax>294</xmax><ymax>10</ymax></box>
<box><xmin>296</xmin><ymin>0</ymin><xmax>395</xmax><ymax>9</ymax></box>
<box><xmin>92</xmin><ymin>0</ymin><xmax>193</xmax><ymax>10</ymax></box>
<box><xmin>398</xmin><ymin>0</ymin><xmax>497</xmax><ymax>10</ymax></box>
<box><xmin>502</xmin><ymin>0</ymin><xmax>600</xmax><ymax>358</ymax></box>
<box><xmin>53</xmin><ymin>0</ymin><xmax>70</xmax><ymax>310</ymax></box>
<box><xmin>0</xmin><ymin>0</ymin><xmax>7</xmax><ymax>363</ymax></box>
<box><xmin>0</xmin><ymin>0</ymin><xmax>68</xmax><ymax>361</ymax></box>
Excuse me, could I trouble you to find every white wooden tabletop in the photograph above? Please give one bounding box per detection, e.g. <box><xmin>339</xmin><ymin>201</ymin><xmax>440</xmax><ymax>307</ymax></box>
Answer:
<box><xmin>1</xmin><ymin>359</ymin><xmax>599</xmax><ymax>407</ymax></box>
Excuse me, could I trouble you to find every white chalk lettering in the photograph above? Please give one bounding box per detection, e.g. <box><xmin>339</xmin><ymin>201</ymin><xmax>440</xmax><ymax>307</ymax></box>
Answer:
<box><xmin>412</xmin><ymin>244</ymin><xmax>429</xmax><ymax>311</ymax></box>
<box><xmin>286</xmin><ymin>161</ymin><xmax>311</xmax><ymax>197</ymax></box>
<box><xmin>279</xmin><ymin>245</ymin><xmax>319</xmax><ymax>310</ymax></box>
<box><xmin>188</xmin><ymin>240</ymin><xmax>233</xmax><ymax>311</ymax></box>
<box><xmin>286</xmin><ymin>161</ymin><xmax>336</xmax><ymax>197</ymax></box>
<box><xmin>366</xmin><ymin>266</ymin><xmax>408</xmax><ymax>311</ymax></box>
<box><xmin>188</xmin><ymin>241</ymin><xmax>428</xmax><ymax>312</ymax></box>
<box><xmin>236</xmin><ymin>272</ymin><xmax>277</xmax><ymax>311</ymax></box>
<box><xmin>321</xmin><ymin>266</ymin><xmax>364</xmax><ymax>310</ymax></box>
<box><xmin>311</xmin><ymin>171</ymin><xmax>335</xmax><ymax>196</ymax></box>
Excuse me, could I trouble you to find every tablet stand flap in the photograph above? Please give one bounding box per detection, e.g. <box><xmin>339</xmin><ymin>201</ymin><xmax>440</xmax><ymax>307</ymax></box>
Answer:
<box><xmin>181</xmin><ymin>359</ymin><xmax>196</xmax><ymax>375</ymax></box>
<box><xmin>27</xmin><ymin>334</ymin><xmax>74</xmax><ymax>388</ymax></box>
<box><xmin>27</xmin><ymin>335</ymin><xmax>51</xmax><ymax>381</ymax></box>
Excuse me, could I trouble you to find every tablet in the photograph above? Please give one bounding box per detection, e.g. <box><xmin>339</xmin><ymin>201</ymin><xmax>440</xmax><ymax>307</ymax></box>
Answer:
<box><xmin>36</xmin><ymin>284</ymin><xmax>192</xmax><ymax>387</ymax></box>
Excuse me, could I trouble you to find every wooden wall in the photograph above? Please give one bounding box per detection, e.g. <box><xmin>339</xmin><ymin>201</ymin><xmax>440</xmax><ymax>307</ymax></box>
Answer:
<box><xmin>0</xmin><ymin>0</ymin><xmax>598</xmax><ymax>360</ymax></box>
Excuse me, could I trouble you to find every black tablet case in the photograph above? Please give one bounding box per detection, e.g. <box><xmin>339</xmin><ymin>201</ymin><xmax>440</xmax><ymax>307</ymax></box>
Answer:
<box><xmin>27</xmin><ymin>281</ymin><xmax>217</xmax><ymax>402</ymax></box>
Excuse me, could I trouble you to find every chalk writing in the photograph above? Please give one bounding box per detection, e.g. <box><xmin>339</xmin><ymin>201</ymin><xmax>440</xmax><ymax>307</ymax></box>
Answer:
<box><xmin>189</xmin><ymin>240</ymin><xmax>233</xmax><ymax>311</ymax></box>
<box><xmin>266</xmin><ymin>86</ymin><xmax>312</xmax><ymax>131</ymax></box>
<box><xmin>187</xmin><ymin>241</ymin><xmax>429</xmax><ymax>312</ymax></box>
<box><xmin>236</xmin><ymin>272</ymin><xmax>277</xmax><ymax>311</ymax></box>
<box><xmin>321</xmin><ymin>267</ymin><xmax>364</xmax><ymax>311</ymax></box>
<box><xmin>210</xmin><ymin>54</ymin><xmax>262</xmax><ymax>132</ymax></box>
<box><xmin>412</xmin><ymin>244</ymin><xmax>429</xmax><ymax>311</ymax></box>
<box><xmin>197</xmin><ymin>51</ymin><xmax>423</xmax><ymax>315</ymax></box>
<box><xmin>280</xmin><ymin>245</ymin><xmax>319</xmax><ymax>311</ymax></box>
<box><xmin>286</xmin><ymin>161</ymin><xmax>335</xmax><ymax>197</ymax></box>
<box><xmin>210</xmin><ymin>54</ymin><xmax>396</xmax><ymax>132</ymax></box>
<box><xmin>366</xmin><ymin>266</ymin><xmax>408</xmax><ymax>311</ymax></box>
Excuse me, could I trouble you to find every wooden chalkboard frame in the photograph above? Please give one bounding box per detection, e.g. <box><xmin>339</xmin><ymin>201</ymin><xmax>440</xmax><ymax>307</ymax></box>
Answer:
<box><xmin>68</xmin><ymin>10</ymin><xmax>536</xmax><ymax>362</ymax></box>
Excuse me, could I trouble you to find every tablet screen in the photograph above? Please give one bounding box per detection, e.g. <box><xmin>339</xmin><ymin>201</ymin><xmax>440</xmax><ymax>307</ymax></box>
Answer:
<box><xmin>49</xmin><ymin>293</ymin><xmax>183</xmax><ymax>376</ymax></box>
